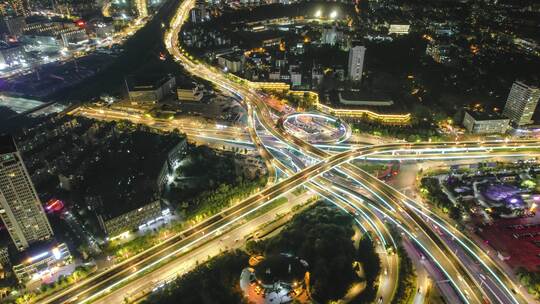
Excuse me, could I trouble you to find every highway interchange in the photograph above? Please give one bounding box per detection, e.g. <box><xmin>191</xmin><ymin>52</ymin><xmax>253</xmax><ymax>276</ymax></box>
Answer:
<box><xmin>38</xmin><ymin>0</ymin><xmax>540</xmax><ymax>303</ymax></box>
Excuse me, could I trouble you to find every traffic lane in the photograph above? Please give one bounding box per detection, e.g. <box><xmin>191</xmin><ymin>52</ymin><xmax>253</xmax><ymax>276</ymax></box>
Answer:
<box><xmin>168</xmin><ymin>5</ymin><xmax>536</xmax><ymax>302</ymax></box>
<box><xmin>403</xmin><ymin>239</ymin><xmax>462</xmax><ymax>304</ymax></box>
<box><xmin>91</xmin><ymin>193</ymin><xmax>313</xmax><ymax>304</ymax></box>
<box><xmin>306</xmin><ymin>180</ymin><xmax>398</xmax><ymax>304</ymax></box>
<box><xmin>46</xmin><ymin>182</ymin><xmax>295</xmax><ymax>303</ymax></box>
<box><xmin>330</xmin><ymin>176</ymin><xmax>484</xmax><ymax>303</ymax></box>
<box><xmin>346</xmin><ymin>167</ymin><xmax>520</xmax><ymax>304</ymax></box>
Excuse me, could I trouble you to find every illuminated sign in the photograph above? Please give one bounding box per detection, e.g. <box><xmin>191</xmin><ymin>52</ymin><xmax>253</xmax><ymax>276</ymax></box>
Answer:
<box><xmin>27</xmin><ymin>251</ymin><xmax>49</xmax><ymax>263</ymax></box>
<box><xmin>389</xmin><ymin>24</ymin><xmax>410</xmax><ymax>35</ymax></box>
<box><xmin>52</xmin><ymin>247</ymin><xmax>61</xmax><ymax>260</ymax></box>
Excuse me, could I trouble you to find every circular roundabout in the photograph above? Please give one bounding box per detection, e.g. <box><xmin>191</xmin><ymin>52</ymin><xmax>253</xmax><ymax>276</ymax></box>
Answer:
<box><xmin>282</xmin><ymin>112</ymin><xmax>351</xmax><ymax>144</ymax></box>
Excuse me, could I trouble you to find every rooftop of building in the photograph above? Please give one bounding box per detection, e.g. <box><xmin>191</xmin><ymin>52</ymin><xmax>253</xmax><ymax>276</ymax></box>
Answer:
<box><xmin>84</xmin><ymin>131</ymin><xmax>185</xmax><ymax>219</ymax></box>
<box><xmin>514</xmin><ymin>80</ymin><xmax>539</xmax><ymax>90</ymax></box>
<box><xmin>322</xmin><ymin>91</ymin><xmax>409</xmax><ymax>114</ymax></box>
<box><xmin>0</xmin><ymin>135</ymin><xmax>17</xmax><ymax>155</ymax></box>
<box><xmin>0</xmin><ymin>42</ymin><xmax>23</xmax><ymax>50</ymax></box>
<box><xmin>219</xmin><ymin>53</ymin><xmax>243</xmax><ymax>62</ymax></box>
<box><xmin>177</xmin><ymin>80</ymin><xmax>198</xmax><ymax>91</ymax></box>
<box><xmin>10</xmin><ymin>240</ymin><xmax>64</xmax><ymax>266</ymax></box>
<box><xmin>125</xmin><ymin>74</ymin><xmax>175</xmax><ymax>92</ymax></box>
<box><xmin>466</xmin><ymin>110</ymin><xmax>509</xmax><ymax>121</ymax></box>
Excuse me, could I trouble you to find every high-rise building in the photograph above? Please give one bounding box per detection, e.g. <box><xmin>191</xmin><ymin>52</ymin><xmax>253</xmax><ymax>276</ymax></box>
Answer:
<box><xmin>7</xmin><ymin>0</ymin><xmax>29</xmax><ymax>17</ymax></box>
<box><xmin>0</xmin><ymin>136</ymin><xmax>53</xmax><ymax>251</ymax></box>
<box><xmin>348</xmin><ymin>45</ymin><xmax>366</xmax><ymax>82</ymax></box>
<box><xmin>0</xmin><ymin>15</ymin><xmax>26</xmax><ymax>36</ymax></box>
<box><xmin>190</xmin><ymin>0</ymin><xmax>208</xmax><ymax>23</ymax></box>
<box><xmin>135</xmin><ymin>0</ymin><xmax>148</xmax><ymax>18</ymax></box>
<box><xmin>503</xmin><ymin>81</ymin><xmax>540</xmax><ymax>126</ymax></box>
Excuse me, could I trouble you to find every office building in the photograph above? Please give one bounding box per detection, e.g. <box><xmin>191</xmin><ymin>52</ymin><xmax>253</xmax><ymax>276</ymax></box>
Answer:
<box><xmin>0</xmin><ymin>43</ymin><xmax>25</xmax><ymax>67</ymax></box>
<box><xmin>348</xmin><ymin>46</ymin><xmax>366</xmax><ymax>82</ymax></box>
<box><xmin>96</xmin><ymin>137</ymin><xmax>186</xmax><ymax>237</ymax></box>
<box><xmin>125</xmin><ymin>74</ymin><xmax>176</xmax><ymax>103</ymax></box>
<box><xmin>135</xmin><ymin>0</ymin><xmax>148</xmax><ymax>18</ymax></box>
<box><xmin>177</xmin><ymin>83</ymin><xmax>203</xmax><ymax>101</ymax></box>
<box><xmin>7</xmin><ymin>0</ymin><xmax>29</xmax><ymax>17</ymax></box>
<box><xmin>59</xmin><ymin>28</ymin><xmax>88</xmax><ymax>47</ymax></box>
<box><xmin>217</xmin><ymin>54</ymin><xmax>244</xmax><ymax>73</ymax></box>
<box><xmin>503</xmin><ymin>81</ymin><xmax>540</xmax><ymax>126</ymax></box>
<box><xmin>290</xmin><ymin>71</ymin><xmax>302</xmax><ymax>87</ymax></box>
<box><xmin>0</xmin><ymin>136</ymin><xmax>54</xmax><ymax>252</ymax></box>
<box><xmin>0</xmin><ymin>16</ymin><xmax>26</xmax><ymax>36</ymax></box>
<box><xmin>321</xmin><ymin>27</ymin><xmax>342</xmax><ymax>46</ymax></box>
<box><xmin>388</xmin><ymin>24</ymin><xmax>410</xmax><ymax>35</ymax></box>
<box><xmin>12</xmin><ymin>242</ymin><xmax>71</xmax><ymax>282</ymax></box>
<box><xmin>190</xmin><ymin>0</ymin><xmax>208</xmax><ymax>23</ymax></box>
<box><xmin>462</xmin><ymin>111</ymin><xmax>510</xmax><ymax>134</ymax></box>
<box><xmin>98</xmin><ymin>200</ymin><xmax>163</xmax><ymax>237</ymax></box>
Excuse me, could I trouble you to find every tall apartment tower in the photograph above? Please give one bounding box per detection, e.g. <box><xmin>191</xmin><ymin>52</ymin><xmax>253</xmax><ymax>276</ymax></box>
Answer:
<box><xmin>7</xmin><ymin>0</ymin><xmax>30</xmax><ymax>16</ymax></box>
<box><xmin>134</xmin><ymin>0</ymin><xmax>148</xmax><ymax>18</ymax></box>
<box><xmin>0</xmin><ymin>136</ymin><xmax>53</xmax><ymax>251</ymax></box>
<box><xmin>503</xmin><ymin>81</ymin><xmax>540</xmax><ymax>126</ymax></box>
<box><xmin>348</xmin><ymin>45</ymin><xmax>366</xmax><ymax>82</ymax></box>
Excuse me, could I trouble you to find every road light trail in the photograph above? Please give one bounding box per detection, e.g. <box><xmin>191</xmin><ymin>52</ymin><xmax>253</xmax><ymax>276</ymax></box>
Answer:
<box><xmin>165</xmin><ymin>0</ymin><xmax>534</xmax><ymax>298</ymax></box>
<box><xmin>38</xmin><ymin>0</ymin><xmax>540</xmax><ymax>302</ymax></box>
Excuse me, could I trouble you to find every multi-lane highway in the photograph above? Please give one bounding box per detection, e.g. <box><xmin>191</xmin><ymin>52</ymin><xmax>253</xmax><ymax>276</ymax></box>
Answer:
<box><xmin>36</xmin><ymin>0</ymin><xmax>540</xmax><ymax>303</ymax></box>
<box><xmin>40</xmin><ymin>140</ymin><xmax>540</xmax><ymax>303</ymax></box>
<box><xmin>164</xmin><ymin>1</ymin><xmax>539</xmax><ymax>303</ymax></box>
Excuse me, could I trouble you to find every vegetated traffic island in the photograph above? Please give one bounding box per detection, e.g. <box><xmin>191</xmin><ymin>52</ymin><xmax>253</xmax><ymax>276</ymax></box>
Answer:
<box><xmin>240</xmin><ymin>253</ymin><xmax>309</xmax><ymax>303</ymax></box>
<box><xmin>142</xmin><ymin>202</ymin><xmax>381</xmax><ymax>304</ymax></box>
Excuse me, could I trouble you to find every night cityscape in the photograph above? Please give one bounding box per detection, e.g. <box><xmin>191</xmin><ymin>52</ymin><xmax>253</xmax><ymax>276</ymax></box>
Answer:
<box><xmin>0</xmin><ymin>0</ymin><xmax>539</xmax><ymax>303</ymax></box>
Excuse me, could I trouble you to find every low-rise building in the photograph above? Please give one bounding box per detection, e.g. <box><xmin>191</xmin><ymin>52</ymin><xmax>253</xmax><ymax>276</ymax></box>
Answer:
<box><xmin>177</xmin><ymin>83</ymin><xmax>203</xmax><ymax>102</ymax></box>
<box><xmin>59</xmin><ymin>28</ymin><xmax>88</xmax><ymax>47</ymax></box>
<box><xmin>462</xmin><ymin>111</ymin><xmax>510</xmax><ymax>134</ymax></box>
<box><xmin>94</xmin><ymin>23</ymin><xmax>115</xmax><ymax>39</ymax></box>
<box><xmin>217</xmin><ymin>54</ymin><xmax>244</xmax><ymax>73</ymax></box>
<box><xmin>20</xmin><ymin>35</ymin><xmax>61</xmax><ymax>52</ymax></box>
<box><xmin>290</xmin><ymin>71</ymin><xmax>302</xmax><ymax>87</ymax></box>
<box><xmin>388</xmin><ymin>24</ymin><xmax>410</xmax><ymax>35</ymax></box>
<box><xmin>12</xmin><ymin>242</ymin><xmax>72</xmax><ymax>282</ymax></box>
<box><xmin>426</xmin><ymin>42</ymin><xmax>454</xmax><ymax>64</ymax></box>
<box><xmin>23</xmin><ymin>21</ymin><xmax>88</xmax><ymax>48</ymax></box>
<box><xmin>98</xmin><ymin>200</ymin><xmax>163</xmax><ymax>237</ymax></box>
<box><xmin>125</xmin><ymin>74</ymin><xmax>176</xmax><ymax>103</ymax></box>
<box><xmin>0</xmin><ymin>43</ymin><xmax>25</xmax><ymax>67</ymax></box>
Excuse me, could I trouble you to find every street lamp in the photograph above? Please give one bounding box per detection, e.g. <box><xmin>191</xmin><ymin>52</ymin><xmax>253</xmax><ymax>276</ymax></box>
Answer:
<box><xmin>330</xmin><ymin>11</ymin><xmax>337</xmax><ymax>19</ymax></box>
<box><xmin>314</xmin><ymin>10</ymin><xmax>322</xmax><ymax>18</ymax></box>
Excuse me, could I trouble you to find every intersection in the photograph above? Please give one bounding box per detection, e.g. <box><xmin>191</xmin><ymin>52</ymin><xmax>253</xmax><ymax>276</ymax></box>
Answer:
<box><xmin>35</xmin><ymin>0</ymin><xmax>540</xmax><ymax>303</ymax></box>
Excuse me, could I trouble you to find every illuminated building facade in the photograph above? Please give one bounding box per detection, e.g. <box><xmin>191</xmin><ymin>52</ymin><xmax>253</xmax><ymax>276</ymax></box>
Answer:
<box><xmin>7</xmin><ymin>0</ymin><xmax>29</xmax><ymax>16</ymax></box>
<box><xmin>503</xmin><ymin>81</ymin><xmax>540</xmax><ymax>126</ymax></box>
<box><xmin>125</xmin><ymin>74</ymin><xmax>176</xmax><ymax>103</ymax></box>
<box><xmin>135</xmin><ymin>0</ymin><xmax>148</xmax><ymax>18</ymax></box>
<box><xmin>177</xmin><ymin>83</ymin><xmax>203</xmax><ymax>101</ymax></box>
<box><xmin>0</xmin><ymin>136</ymin><xmax>54</xmax><ymax>252</ymax></box>
<box><xmin>0</xmin><ymin>44</ymin><xmax>26</xmax><ymax>67</ymax></box>
<box><xmin>98</xmin><ymin>200</ymin><xmax>163</xmax><ymax>237</ymax></box>
<box><xmin>347</xmin><ymin>45</ymin><xmax>365</xmax><ymax>82</ymax></box>
<box><xmin>12</xmin><ymin>242</ymin><xmax>71</xmax><ymax>282</ymax></box>
<box><xmin>0</xmin><ymin>16</ymin><xmax>26</xmax><ymax>36</ymax></box>
<box><xmin>462</xmin><ymin>111</ymin><xmax>509</xmax><ymax>134</ymax></box>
